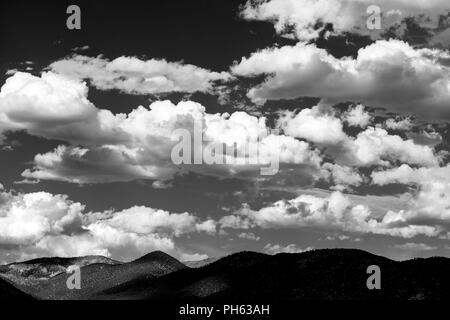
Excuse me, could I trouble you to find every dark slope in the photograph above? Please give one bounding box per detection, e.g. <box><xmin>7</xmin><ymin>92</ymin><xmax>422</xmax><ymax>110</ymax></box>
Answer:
<box><xmin>33</xmin><ymin>251</ymin><xmax>187</xmax><ymax>300</ymax></box>
<box><xmin>97</xmin><ymin>251</ymin><xmax>268</xmax><ymax>300</ymax></box>
<box><xmin>99</xmin><ymin>249</ymin><xmax>450</xmax><ymax>300</ymax></box>
<box><xmin>4</xmin><ymin>249</ymin><xmax>450</xmax><ymax>300</ymax></box>
<box><xmin>0</xmin><ymin>278</ymin><xmax>33</xmax><ymax>300</ymax></box>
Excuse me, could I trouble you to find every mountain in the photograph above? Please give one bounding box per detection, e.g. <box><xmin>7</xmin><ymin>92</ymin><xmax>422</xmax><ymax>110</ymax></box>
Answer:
<box><xmin>96</xmin><ymin>251</ymin><xmax>269</xmax><ymax>300</ymax></box>
<box><xmin>2</xmin><ymin>249</ymin><xmax>450</xmax><ymax>300</ymax></box>
<box><xmin>0</xmin><ymin>278</ymin><xmax>33</xmax><ymax>300</ymax></box>
<box><xmin>27</xmin><ymin>251</ymin><xmax>187</xmax><ymax>300</ymax></box>
<box><xmin>0</xmin><ymin>255</ymin><xmax>120</xmax><ymax>282</ymax></box>
<box><xmin>98</xmin><ymin>249</ymin><xmax>450</xmax><ymax>300</ymax></box>
<box><xmin>0</xmin><ymin>255</ymin><xmax>120</xmax><ymax>296</ymax></box>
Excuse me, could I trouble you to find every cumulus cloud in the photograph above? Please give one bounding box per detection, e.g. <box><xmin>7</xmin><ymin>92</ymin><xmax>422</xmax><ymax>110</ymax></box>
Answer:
<box><xmin>371</xmin><ymin>163</ymin><xmax>440</xmax><ymax>186</ymax></box>
<box><xmin>237</xmin><ymin>232</ymin><xmax>261</xmax><ymax>241</ymax></box>
<box><xmin>0</xmin><ymin>191</ymin><xmax>84</xmax><ymax>246</ymax></box>
<box><xmin>20</xmin><ymin>144</ymin><xmax>178</xmax><ymax>184</ymax></box>
<box><xmin>91</xmin><ymin>206</ymin><xmax>215</xmax><ymax>237</ymax></box>
<box><xmin>49</xmin><ymin>55</ymin><xmax>231</xmax><ymax>95</ymax></box>
<box><xmin>345</xmin><ymin>126</ymin><xmax>440</xmax><ymax>167</ymax></box>
<box><xmin>1</xmin><ymin>72</ymin><xmax>439</xmax><ymax>187</ymax></box>
<box><xmin>278</xmin><ymin>105</ymin><xmax>348</xmax><ymax>144</ymax></box>
<box><xmin>385</xmin><ymin>117</ymin><xmax>413</xmax><ymax>131</ymax></box>
<box><xmin>343</xmin><ymin>104</ymin><xmax>371</xmax><ymax>128</ymax></box>
<box><xmin>219</xmin><ymin>215</ymin><xmax>255</xmax><ymax>230</ymax></box>
<box><xmin>221</xmin><ymin>191</ymin><xmax>442</xmax><ymax>238</ymax></box>
<box><xmin>202</xmin><ymin>110</ymin><xmax>323</xmax><ymax>170</ymax></box>
<box><xmin>0</xmin><ymin>72</ymin><xmax>123</xmax><ymax>145</ymax></box>
<box><xmin>232</xmin><ymin>40</ymin><xmax>450</xmax><ymax>121</ymax></box>
<box><xmin>371</xmin><ymin>164</ymin><xmax>450</xmax><ymax>223</ymax></box>
<box><xmin>277</xmin><ymin>105</ymin><xmax>440</xmax><ymax>167</ymax></box>
<box><xmin>0</xmin><ymin>72</ymin><xmax>323</xmax><ymax>184</ymax></box>
<box><xmin>240</xmin><ymin>0</ymin><xmax>450</xmax><ymax>41</ymax></box>
<box><xmin>320</xmin><ymin>163</ymin><xmax>364</xmax><ymax>190</ymax></box>
<box><xmin>20</xmin><ymin>111</ymin><xmax>322</xmax><ymax>183</ymax></box>
<box><xmin>263</xmin><ymin>243</ymin><xmax>314</xmax><ymax>254</ymax></box>
<box><xmin>0</xmin><ymin>186</ymin><xmax>215</xmax><ymax>263</ymax></box>
<box><xmin>324</xmin><ymin>234</ymin><xmax>362</xmax><ymax>241</ymax></box>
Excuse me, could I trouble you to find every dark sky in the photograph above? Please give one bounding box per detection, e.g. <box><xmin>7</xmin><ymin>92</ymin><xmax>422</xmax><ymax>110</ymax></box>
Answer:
<box><xmin>0</xmin><ymin>0</ymin><xmax>278</xmax><ymax>76</ymax></box>
<box><xmin>1</xmin><ymin>0</ymin><xmax>449</xmax><ymax>262</ymax></box>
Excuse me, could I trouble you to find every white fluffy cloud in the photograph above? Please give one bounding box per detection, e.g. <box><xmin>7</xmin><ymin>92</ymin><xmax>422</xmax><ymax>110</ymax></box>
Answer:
<box><xmin>240</xmin><ymin>0</ymin><xmax>450</xmax><ymax>40</ymax></box>
<box><xmin>346</xmin><ymin>126</ymin><xmax>440</xmax><ymax>167</ymax></box>
<box><xmin>232</xmin><ymin>40</ymin><xmax>450</xmax><ymax>121</ymax></box>
<box><xmin>91</xmin><ymin>206</ymin><xmax>215</xmax><ymax>237</ymax></box>
<box><xmin>202</xmin><ymin>111</ymin><xmax>323</xmax><ymax>171</ymax></box>
<box><xmin>237</xmin><ymin>232</ymin><xmax>261</xmax><ymax>241</ymax></box>
<box><xmin>277</xmin><ymin>105</ymin><xmax>440</xmax><ymax>167</ymax></box>
<box><xmin>1</xmin><ymin>72</ymin><xmax>439</xmax><ymax>186</ymax></box>
<box><xmin>49</xmin><ymin>55</ymin><xmax>231</xmax><ymax>95</ymax></box>
<box><xmin>221</xmin><ymin>190</ymin><xmax>441</xmax><ymax>238</ymax></box>
<box><xmin>371</xmin><ymin>164</ymin><xmax>442</xmax><ymax>186</ymax></box>
<box><xmin>343</xmin><ymin>104</ymin><xmax>371</xmax><ymax>128</ymax></box>
<box><xmin>0</xmin><ymin>72</ymin><xmax>322</xmax><ymax>184</ymax></box>
<box><xmin>278</xmin><ymin>105</ymin><xmax>348</xmax><ymax>144</ymax></box>
<box><xmin>320</xmin><ymin>163</ymin><xmax>364</xmax><ymax>190</ymax></box>
<box><xmin>0</xmin><ymin>72</ymin><xmax>95</xmax><ymax>124</ymax></box>
<box><xmin>20</xmin><ymin>144</ymin><xmax>178</xmax><ymax>184</ymax></box>
<box><xmin>0</xmin><ymin>191</ymin><xmax>84</xmax><ymax>246</ymax></box>
<box><xmin>0</xmin><ymin>186</ymin><xmax>215</xmax><ymax>264</ymax></box>
<box><xmin>371</xmin><ymin>164</ymin><xmax>450</xmax><ymax>222</ymax></box>
<box><xmin>0</xmin><ymin>72</ymin><xmax>124</xmax><ymax>146</ymax></box>
<box><xmin>263</xmin><ymin>243</ymin><xmax>313</xmax><ymax>254</ymax></box>
<box><xmin>385</xmin><ymin>117</ymin><xmax>413</xmax><ymax>131</ymax></box>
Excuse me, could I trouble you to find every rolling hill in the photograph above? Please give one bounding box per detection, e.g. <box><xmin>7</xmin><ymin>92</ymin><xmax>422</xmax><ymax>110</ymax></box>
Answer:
<box><xmin>1</xmin><ymin>249</ymin><xmax>449</xmax><ymax>300</ymax></box>
<box><xmin>98</xmin><ymin>249</ymin><xmax>450</xmax><ymax>300</ymax></box>
<box><xmin>29</xmin><ymin>251</ymin><xmax>187</xmax><ymax>299</ymax></box>
<box><xmin>0</xmin><ymin>255</ymin><xmax>120</xmax><ymax>282</ymax></box>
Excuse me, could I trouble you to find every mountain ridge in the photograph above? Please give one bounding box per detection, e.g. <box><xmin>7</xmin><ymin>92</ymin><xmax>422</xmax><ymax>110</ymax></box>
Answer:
<box><xmin>97</xmin><ymin>248</ymin><xmax>450</xmax><ymax>300</ymax></box>
<box><xmin>1</xmin><ymin>249</ymin><xmax>449</xmax><ymax>300</ymax></box>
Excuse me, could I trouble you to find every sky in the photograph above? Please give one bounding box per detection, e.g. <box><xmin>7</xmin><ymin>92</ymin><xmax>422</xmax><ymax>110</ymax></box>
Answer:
<box><xmin>1</xmin><ymin>0</ymin><xmax>450</xmax><ymax>263</ymax></box>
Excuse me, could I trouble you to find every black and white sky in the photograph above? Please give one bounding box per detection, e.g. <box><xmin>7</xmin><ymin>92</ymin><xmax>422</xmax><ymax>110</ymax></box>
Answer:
<box><xmin>1</xmin><ymin>0</ymin><xmax>450</xmax><ymax>263</ymax></box>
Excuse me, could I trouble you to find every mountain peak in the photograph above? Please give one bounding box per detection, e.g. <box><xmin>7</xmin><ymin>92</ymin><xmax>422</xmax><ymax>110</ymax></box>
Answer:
<box><xmin>134</xmin><ymin>251</ymin><xmax>180</xmax><ymax>264</ymax></box>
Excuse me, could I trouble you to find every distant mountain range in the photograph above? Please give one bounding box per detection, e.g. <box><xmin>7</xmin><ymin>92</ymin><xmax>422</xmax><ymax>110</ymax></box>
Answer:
<box><xmin>1</xmin><ymin>249</ymin><xmax>449</xmax><ymax>300</ymax></box>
